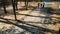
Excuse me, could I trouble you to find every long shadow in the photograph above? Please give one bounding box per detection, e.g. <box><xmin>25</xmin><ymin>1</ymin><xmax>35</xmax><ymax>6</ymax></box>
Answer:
<box><xmin>17</xmin><ymin>20</ymin><xmax>58</xmax><ymax>33</ymax></box>
<box><xmin>0</xmin><ymin>7</ymin><xmax>58</xmax><ymax>19</ymax></box>
<box><xmin>0</xmin><ymin>15</ymin><xmax>52</xmax><ymax>24</ymax></box>
<box><xmin>0</xmin><ymin>20</ymin><xmax>55</xmax><ymax>34</ymax></box>
<box><xmin>16</xmin><ymin>12</ymin><xmax>51</xmax><ymax>18</ymax></box>
<box><xmin>40</xmin><ymin>7</ymin><xmax>53</xmax><ymax>14</ymax></box>
<box><xmin>15</xmin><ymin>7</ymin><xmax>59</xmax><ymax>18</ymax></box>
<box><xmin>16</xmin><ymin>12</ymin><xmax>53</xmax><ymax>24</ymax></box>
<box><xmin>17</xmin><ymin>6</ymin><xmax>37</xmax><ymax>10</ymax></box>
<box><xmin>0</xmin><ymin>17</ymin><xmax>50</xmax><ymax>25</ymax></box>
<box><xmin>0</xmin><ymin>17</ymin><xmax>44</xmax><ymax>34</ymax></box>
<box><xmin>17</xmin><ymin>19</ymin><xmax>52</xmax><ymax>24</ymax></box>
<box><xmin>0</xmin><ymin>17</ymin><xmax>58</xmax><ymax>34</ymax></box>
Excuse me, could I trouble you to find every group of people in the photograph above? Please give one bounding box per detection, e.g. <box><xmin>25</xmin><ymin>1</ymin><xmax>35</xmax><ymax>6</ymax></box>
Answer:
<box><xmin>38</xmin><ymin>3</ymin><xmax>45</xmax><ymax>8</ymax></box>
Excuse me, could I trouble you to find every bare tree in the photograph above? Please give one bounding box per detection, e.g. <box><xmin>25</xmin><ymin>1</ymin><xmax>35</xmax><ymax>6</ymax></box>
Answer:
<box><xmin>14</xmin><ymin>0</ymin><xmax>18</xmax><ymax>10</ymax></box>
<box><xmin>2</xmin><ymin>0</ymin><xmax>7</xmax><ymax>14</ymax></box>
<box><xmin>12</xmin><ymin>0</ymin><xmax>17</xmax><ymax>21</ymax></box>
<box><xmin>25</xmin><ymin>0</ymin><xmax>28</xmax><ymax>10</ymax></box>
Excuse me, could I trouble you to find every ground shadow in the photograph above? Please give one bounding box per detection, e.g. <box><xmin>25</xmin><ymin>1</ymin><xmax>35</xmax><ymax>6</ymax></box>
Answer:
<box><xmin>0</xmin><ymin>17</ymin><xmax>59</xmax><ymax>34</ymax></box>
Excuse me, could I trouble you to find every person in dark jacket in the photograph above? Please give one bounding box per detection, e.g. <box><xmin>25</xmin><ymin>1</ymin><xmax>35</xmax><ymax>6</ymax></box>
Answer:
<box><xmin>42</xmin><ymin>3</ymin><xmax>45</xmax><ymax>8</ymax></box>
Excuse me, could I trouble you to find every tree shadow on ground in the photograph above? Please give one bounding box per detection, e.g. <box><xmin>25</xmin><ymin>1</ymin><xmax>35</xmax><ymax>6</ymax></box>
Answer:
<box><xmin>17</xmin><ymin>6</ymin><xmax>37</xmax><ymax>11</ymax></box>
<box><xmin>0</xmin><ymin>17</ymin><xmax>59</xmax><ymax>34</ymax></box>
<box><xmin>39</xmin><ymin>7</ymin><xmax>53</xmax><ymax>14</ymax></box>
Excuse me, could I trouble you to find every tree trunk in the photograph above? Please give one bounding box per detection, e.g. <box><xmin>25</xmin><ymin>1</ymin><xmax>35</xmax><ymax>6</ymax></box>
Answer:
<box><xmin>26</xmin><ymin>0</ymin><xmax>28</xmax><ymax>9</ymax></box>
<box><xmin>14</xmin><ymin>0</ymin><xmax>18</xmax><ymax>10</ymax></box>
<box><xmin>25</xmin><ymin>0</ymin><xmax>28</xmax><ymax>10</ymax></box>
<box><xmin>12</xmin><ymin>0</ymin><xmax>17</xmax><ymax>21</ymax></box>
<box><xmin>2</xmin><ymin>0</ymin><xmax>7</xmax><ymax>14</ymax></box>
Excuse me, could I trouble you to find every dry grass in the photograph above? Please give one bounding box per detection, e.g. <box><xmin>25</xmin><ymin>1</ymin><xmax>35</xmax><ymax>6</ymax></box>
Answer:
<box><xmin>0</xmin><ymin>1</ymin><xmax>60</xmax><ymax>34</ymax></box>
